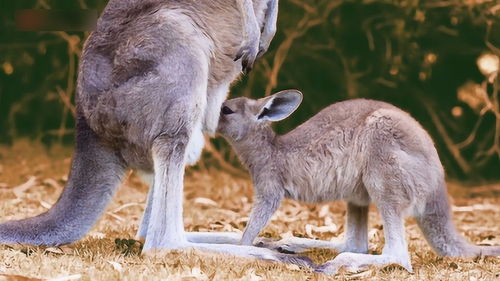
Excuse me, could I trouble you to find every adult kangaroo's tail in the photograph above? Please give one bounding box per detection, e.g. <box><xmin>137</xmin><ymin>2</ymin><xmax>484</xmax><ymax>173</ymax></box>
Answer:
<box><xmin>416</xmin><ymin>179</ymin><xmax>500</xmax><ymax>257</ymax></box>
<box><xmin>0</xmin><ymin>113</ymin><xmax>126</xmax><ymax>246</ymax></box>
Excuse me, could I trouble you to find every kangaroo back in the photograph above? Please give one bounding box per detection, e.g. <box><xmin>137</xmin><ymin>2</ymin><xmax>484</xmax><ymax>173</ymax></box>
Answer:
<box><xmin>365</xmin><ymin>106</ymin><xmax>500</xmax><ymax>257</ymax></box>
<box><xmin>0</xmin><ymin>111</ymin><xmax>126</xmax><ymax>246</ymax></box>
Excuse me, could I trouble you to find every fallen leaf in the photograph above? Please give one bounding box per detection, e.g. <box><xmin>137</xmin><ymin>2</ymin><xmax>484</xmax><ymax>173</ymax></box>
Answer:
<box><xmin>190</xmin><ymin>267</ymin><xmax>207</xmax><ymax>280</ymax></box>
<box><xmin>209</xmin><ymin>223</ymin><xmax>224</xmax><ymax>229</ymax></box>
<box><xmin>106</xmin><ymin>212</ymin><xmax>125</xmax><ymax>222</ymax></box>
<box><xmin>12</xmin><ymin>177</ymin><xmax>38</xmax><ymax>198</ymax></box>
<box><xmin>305</xmin><ymin>223</ymin><xmax>338</xmax><ymax>237</ymax></box>
<box><xmin>194</xmin><ymin>197</ymin><xmax>218</xmax><ymax>207</ymax></box>
<box><xmin>236</xmin><ymin>217</ymin><xmax>249</xmax><ymax>224</ymax></box>
<box><xmin>42</xmin><ymin>178</ymin><xmax>62</xmax><ymax>190</ymax></box>
<box><xmin>318</xmin><ymin>205</ymin><xmax>330</xmax><ymax>218</ymax></box>
<box><xmin>111</xmin><ymin>202</ymin><xmax>141</xmax><ymax>213</ymax></box>
<box><xmin>107</xmin><ymin>261</ymin><xmax>123</xmax><ymax>272</ymax></box>
<box><xmin>324</xmin><ymin>216</ymin><xmax>334</xmax><ymax>226</ymax></box>
<box><xmin>280</xmin><ymin>231</ymin><xmax>294</xmax><ymax>239</ymax></box>
<box><xmin>305</xmin><ymin>224</ymin><xmax>314</xmax><ymax>238</ymax></box>
<box><xmin>235</xmin><ymin>269</ymin><xmax>262</xmax><ymax>281</ymax></box>
<box><xmin>48</xmin><ymin>274</ymin><xmax>82</xmax><ymax>281</ymax></box>
<box><xmin>44</xmin><ymin>247</ymin><xmax>64</xmax><ymax>255</ymax></box>
<box><xmin>346</xmin><ymin>269</ymin><xmax>374</xmax><ymax>279</ymax></box>
<box><xmin>452</xmin><ymin>204</ymin><xmax>500</xmax><ymax>212</ymax></box>
<box><xmin>479</xmin><ymin>235</ymin><xmax>500</xmax><ymax>246</ymax></box>
<box><xmin>39</xmin><ymin>200</ymin><xmax>53</xmax><ymax>209</ymax></box>
<box><xmin>286</xmin><ymin>264</ymin><xmax>301</xmax><ymax>271</ymax></box>
<box><xmin>59</xmin><ymin>245</ymin><xmax>75</xmax><ymax>255</ymax></box>
<box><xmin>0</xmin><ymin>274</ymin><xmax>43</xmax><ymax>281</ymax></box>
<box><xmin>179</xmin><ymin>267</ymin><xmax>208</xmax><ymax>281</ymax></box>
<box><xmin>88</xmin><ymin>231</ymin><xmax>106</xmax><ymax>239</ymax></box>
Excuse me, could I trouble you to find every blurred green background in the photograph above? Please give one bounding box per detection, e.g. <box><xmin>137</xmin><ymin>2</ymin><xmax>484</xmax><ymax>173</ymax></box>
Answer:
<box><xmin>0</xmin><ymin>0</ymin><xmax>499</xmax><ymax>182</ymax></box>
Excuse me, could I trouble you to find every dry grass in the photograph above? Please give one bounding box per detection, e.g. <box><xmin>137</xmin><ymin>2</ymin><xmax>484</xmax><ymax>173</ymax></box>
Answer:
<box><xmin>0</xmin><ymin>140</ymin><xmax>499</xmax><ymax>281</ymax></box>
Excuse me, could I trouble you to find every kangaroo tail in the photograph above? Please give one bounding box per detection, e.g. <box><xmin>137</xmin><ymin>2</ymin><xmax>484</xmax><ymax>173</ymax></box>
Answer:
<box><xmin>415</xmin><ymin>179</ymin><xmax>500</xmax><ymax>257</ymax></box>
<box><xmin>0</xmin><ymin>113</ymin><xmax>126</xmax><ymax>246</ymax></box>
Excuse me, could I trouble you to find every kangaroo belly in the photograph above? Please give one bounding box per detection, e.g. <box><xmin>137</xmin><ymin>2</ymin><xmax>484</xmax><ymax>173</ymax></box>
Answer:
<box><xmin>282</xmin><ymin>144</ymin><xmax>369</xmax><ymax>204</ymax></box>
<box><xmin>284</xmin><ymin>167</ymin><xmax>368</xmax><ymax>204</ymax></box>
<box><xmin>185</xmin><ymin>121</ymin><xmax>205</xmax><ymax>165</ymax></box>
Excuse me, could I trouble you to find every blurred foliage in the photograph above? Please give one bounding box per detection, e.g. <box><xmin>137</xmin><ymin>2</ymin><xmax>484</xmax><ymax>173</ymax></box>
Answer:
<box><xmin>0</xmin><ymin>0</ymin><xmax>499</xmax><ymax>181</ymax></box>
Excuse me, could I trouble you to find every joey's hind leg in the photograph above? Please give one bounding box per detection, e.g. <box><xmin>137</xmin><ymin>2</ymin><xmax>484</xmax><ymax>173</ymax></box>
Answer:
<box><xmin>343</xmin><ymin>203</ymin><xmax>369</xmax><ymax>253</ymax></box>
<box><xmin>317</xmin><ymin>157</ymin><xmax>414</xmax><ymax>275</ymax></box>
<box><xmin>316</xmin><ymin>204</ymin><xmax>412</xmax><ymax>275</ymax></box>
<box><xmin>259</xmin><ymin>203</ymin><xmax>369</xmax><ymax>254</ymax></box>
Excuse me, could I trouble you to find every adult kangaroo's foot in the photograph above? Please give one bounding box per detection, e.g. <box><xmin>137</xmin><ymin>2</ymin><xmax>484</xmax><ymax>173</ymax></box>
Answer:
<box><xmin>0</xmin><ymin>113</ymin><xmax>126</xmax><ymax>246</ymax></box>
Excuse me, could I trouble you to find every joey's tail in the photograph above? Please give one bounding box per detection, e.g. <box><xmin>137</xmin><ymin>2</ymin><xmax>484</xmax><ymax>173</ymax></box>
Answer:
<box><xmin>0</xmin><ymin>113</ymin><xmax>126</xmax><ymax>246</ymax></box>
<box><xmin>415</xmin><ymin>179</ymin><xmax>500</xmax><ymax>257</ymax></box>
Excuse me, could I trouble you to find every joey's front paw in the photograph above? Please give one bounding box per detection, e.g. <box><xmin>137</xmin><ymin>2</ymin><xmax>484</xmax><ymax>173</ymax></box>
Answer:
<box><xmin>234</xmin><ymin>39</ymin><xmax>259</xmax><ymax>74</ymax></box>
<box><xmin>256</xmin><ymin>34</ymin><xmax>274</xmax><ymax>59</ymax></box>
<box><xmin>256</xmin><ymin>22</ymin><xmax>277</xmax><ymax>59</ymax></box>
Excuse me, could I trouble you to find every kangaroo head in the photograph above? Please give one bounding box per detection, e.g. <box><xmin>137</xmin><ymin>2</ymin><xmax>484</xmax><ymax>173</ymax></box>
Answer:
<box><xmin>217</xmin><ymin>90</ymin><xmax>303</xmax><ymax>142</ymax></box>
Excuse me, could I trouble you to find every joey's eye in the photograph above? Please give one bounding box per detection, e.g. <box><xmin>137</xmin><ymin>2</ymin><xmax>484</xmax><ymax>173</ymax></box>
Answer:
<box><xmin>222</xmin><ymin>106</ymin><xmax>235</xmax><ymax>115</ymax></box>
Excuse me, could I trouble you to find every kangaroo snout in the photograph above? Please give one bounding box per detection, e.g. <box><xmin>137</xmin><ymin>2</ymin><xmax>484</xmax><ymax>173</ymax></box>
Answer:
<box><xmin>215</xmin><ymin>103</ymin><xmax>232</xmax><ymax>134</ymax></box>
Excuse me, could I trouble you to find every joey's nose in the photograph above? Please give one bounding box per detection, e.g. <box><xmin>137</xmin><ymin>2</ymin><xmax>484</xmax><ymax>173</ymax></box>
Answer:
<box><xmin>216</xmin><ymin>110</ymin><xmax>226</xmax><ymax>133</ymax></box>
<box><xmin>221</xmin><ymin>105</ymin><xmax>234</xmax><ymax>115</ymax></box>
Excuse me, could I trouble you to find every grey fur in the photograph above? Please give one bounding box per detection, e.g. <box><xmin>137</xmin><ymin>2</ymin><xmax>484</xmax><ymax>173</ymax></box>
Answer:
<box><xmin>217</xmin><ymin>90</ymin><xmax>500</xmax><ymax>274</ymax></box>
<box><xmin>0</xmin><ymin>112</ymin><xmax>126</xmax><ymax>245</ymax></box>
<box><xmin>235</xmin><ymin>0</ymin><xmax>278</xmax><ymax>73</ymax></box>
<box><xmin>0</xmin><ymin>0</ymin><xmax>303</xmax><ymax>265</ymax></box>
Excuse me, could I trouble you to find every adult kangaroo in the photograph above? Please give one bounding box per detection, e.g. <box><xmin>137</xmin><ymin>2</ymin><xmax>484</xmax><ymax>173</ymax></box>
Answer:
<box><xmin>0</xmin><ymin>0</ymin><xmax>313</xmax><ymax>265</ymax></box>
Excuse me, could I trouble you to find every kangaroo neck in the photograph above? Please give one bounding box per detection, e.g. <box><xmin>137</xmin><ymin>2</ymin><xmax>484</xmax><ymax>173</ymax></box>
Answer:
<box><xmin>233</xmin><ymin>125</ymin><xmax>279</xmax><ymax>176</ymax></box>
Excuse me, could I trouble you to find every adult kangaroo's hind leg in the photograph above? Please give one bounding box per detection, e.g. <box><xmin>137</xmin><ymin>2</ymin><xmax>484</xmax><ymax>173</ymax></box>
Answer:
<box><xmin>136</xmin><ymin>172</ymin><xmax>154</xmax><ymax>240</ymax></box>
<box><xmin>0</xmin><ymin>113</ymin><xmax>127</xmax><ymax>246</ymax></box>
<box><xmin>143</xmin><ymin>131</ymin><xmax>191</xmax><ymax>250</ymax></box>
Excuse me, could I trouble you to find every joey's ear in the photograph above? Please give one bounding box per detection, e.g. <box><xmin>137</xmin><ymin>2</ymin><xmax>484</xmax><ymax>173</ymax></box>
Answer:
<box><xmin>256</xmin><ymin>90</ymin><xmax>303</xmax><ymax>122</ymax></box>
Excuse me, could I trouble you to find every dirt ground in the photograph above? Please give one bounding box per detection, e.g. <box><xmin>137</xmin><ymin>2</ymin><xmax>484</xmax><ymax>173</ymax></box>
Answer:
<box><xmin>0</xmin><ymin>140</ymin><xmax>499</xmax><ymax>281</ymax></box>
